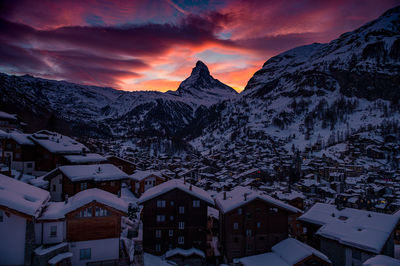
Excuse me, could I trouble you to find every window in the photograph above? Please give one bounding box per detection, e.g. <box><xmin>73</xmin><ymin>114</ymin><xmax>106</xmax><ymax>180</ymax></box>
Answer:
<box><xmin>157</xmin><ymin>200</ymin><xmax>166</xmax><ymax>208</ymax></box>
<box><xmin>170</xmin><ymin>215</ymin><xmax>174</xmax><ymax>221</ymax></box>
<box><xmin>193</xmin><ymin>200</ymin><xmax>200</xmax><ymax>207</ymax></box>
<box><xmin>352</xmin><ymin>249</ymin><xmax>361</xmax><ymax>260</ymax></box>
<box><xmin>155</xmin><ymin>244</ymin><xmax>161</xmax><ymax>252</ymax></box>
<box><xmin>80</xmin><ymin>248</ymin><xmax>91</xmax><ymax>260</ymax></box>
<box><xmin>169</xmin><ymin>230</ymin><xmax>173</xmax><ymax>236</ymax></box>
<box><xmin>27</xmin><ymin>163</ymin><xmax>33</xmax><ymax>168</ymax></box>
<box><xmin>79</xmin><ymin>207</ymin><xmax>92</xmax><ymax>218</ymax></box>
<box><xmin>110</xmin><ymin>181</ymin><xmax>115</xmax><ymax>187</ymax></box>
<box><xmin>170</xmin><ymin>201</ymin><xmax>174</xmax><ymax>206</ymax></box>
<box><xmin>179</xmin><ymin>206</ymin><xmax>185</xmax><ymax>214</ymax></box>
<box><xmin>155</xmin><ymin>230</ymin><xmax>162</xmax><ymax>238</ymax></box>
<box><xmin>238</xmin><ymin>208</ymin><xmax>242</xmax><ymax>215</ymax></box>
<box><xmin>156</xmin><ymin>215</ymin><xmax>165</xmax><ymax>222</ymax></box>
<box><xmin>269</xmin><ymin>207</ymin><xmax>278</xmax><ymax>213</ymax></box>
<box><xmin>95</xmin><ymin>207</ymin><xmax>109</xmax><ymax>217</ymax></box>
<box><xmin>257</xmin><ymin>222</ymin><xmax>261</xmax><ymax>228</ymax></box>
<box><xmin>52</xmin><ymin>185</ymin><xmax>56</xmax><ymax>192</ymax></box>
<box><xmin>178</xmin><ymin>222</ymin><xmax>185</xmax><ymax>230</ymax></box>
<box><xmin>246</xmin><ymin>229</ymin><xmax>252</xmax><ymax>237</ymax></box>
<box><xmin>80</xmin><ymin>182</ymin><xmax>88</xmax><ymax>190</ymax></box>
<box><xmin>246</xmin><ymin>212</ymin><xmax>252</xmax><ymax>219</ymax></box>
<box><xmin>0</xmin><ymin>210</ymin><xmax>3</xmax><ymax>222</ymax></box>
<box><xmin>178</xmin><ymin>236</ymin><xmax>184</xmax><ymax>244</ymax></box>
<box><xmin>234</xmin><ymin>222</ymin><xmax>239</xmax><ymax>230</ymax></box>
<box><xmin>50</xmin><ymin>225</ymin><xmax>57</xmax><ymax>237</ymax></box>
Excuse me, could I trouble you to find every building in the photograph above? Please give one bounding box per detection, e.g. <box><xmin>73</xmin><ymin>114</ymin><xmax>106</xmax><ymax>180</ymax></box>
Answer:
<box><xmin>299</xmin><ymin>203</ymin><xmax>399</xmax><ymax>266</ymax></box>
<box><xmin>130</xmin><ymin>170</ymin><xmax>165</xmax><ymax>197</ymax></box>
<box><xmin>36</xmin><ymin>188</ymin><xmax>128</xmax><ymax>266</ymax></box>
<box><xmin>62</xmin><ymin>153</ymin><xmax>107</xmax><ymax>165</ymax></box>
<box><xmin>0</xmin><ymin>174</ymin><xmax>50</xmax><ymax>265</ymax></box>
<box><xmin>0</xmin><ymin>111</ymin><xmax>23</xmax><ymax>131</ymax></box>
<box><xmin>238</xmin><ymin>237</ymin><xmax>331</xmax><ymax>266</ymax></box>
<box><xmin>1</xmin><ymin>132</ymin><xmax>36</xmax><ymax>174</ymax></box>
<box><xmin>106</xmin><ymin>155</ymin><xmax>136</xmax><ymax>174</ymax></box>
<box><xmin>138</xmin><ymin>179</ymin><xmax>214</xmax><ymax>257</ymax></box>
<box><xmin>43</xmin><ymin>164</ymin><xmax>129</xmax><ymax>201</ymax></box>
<box><xmin>215</xmin><ymin>186</ymin><xmax>302</xmax><ymax>262</ymax></box>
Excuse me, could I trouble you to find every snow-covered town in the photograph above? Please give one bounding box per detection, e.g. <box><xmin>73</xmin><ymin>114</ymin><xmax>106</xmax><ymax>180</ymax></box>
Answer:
<box><xmin>1</xmin><ymin>2</ymin><xmax>400</xmax><ymax>266</ymax></box>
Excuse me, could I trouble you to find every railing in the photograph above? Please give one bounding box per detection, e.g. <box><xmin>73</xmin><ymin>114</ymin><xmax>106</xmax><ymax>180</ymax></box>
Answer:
<box><xmin>86</xmin><ymin>258</ymin><xmax>131</xmax><ymax>266</ymax></box>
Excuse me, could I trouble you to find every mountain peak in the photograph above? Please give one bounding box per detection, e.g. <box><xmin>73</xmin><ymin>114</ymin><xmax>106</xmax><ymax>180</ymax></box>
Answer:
<box><xmin>190</xmin><ymin>60</ymin><xmax>210</xmax><ymax>77</ymax></box>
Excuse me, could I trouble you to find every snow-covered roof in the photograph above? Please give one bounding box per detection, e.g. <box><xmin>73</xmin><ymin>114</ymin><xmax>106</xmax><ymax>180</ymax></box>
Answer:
<box><xmin>238</xmin><ymin>238</ymin><xmax>330</xmax><ymax>266</ymax></box>
<box><xmin>165</xmin><ymin>248</ymin><xmax>205</xmax><ymax>258</ymax></box>
<box><xmin>63</xmin><ymin>153</ymin><xmax>107</xmax><ymax>164</ymax></box>
<box><xmin>0</xmin><ymin>174</ymin><xmax>49</xmax><ymax>217</ymax></box>
<box><xmin>130</xmin><ymin>170</ymin><xmax>163</xmax><ymax>181</ymax></box>
<box><xmin>215</xmin><ymin>186</ymin><xmax>302</xmax><ymax>214</ymax></box>
<box><xmin>138</xmin><ymin>179</ymin><xmax>214</xmax><ymax>206</ymax></box>
<box><xmin>272</xmin><ymin>238</ymin><xmax>331</xmax><ymax>265</ymax></box>
<box><xmin>9</xmin><ymin>132</ymin><xmax>35</xmax><ymax>145</ymax></box>
<box><xmin>238</xmin><ymin>252</ymin><xmax>290</xmax><ymax>266</ymax></box>
<box><xmin>299</xmin><ymin>203</ymin><xmax>399</xmax><ymax>253</ymax></box>
<box><xmin>0</xmin><ymin>111</ymin><xmax>17</xmax><ymax>120</ymax></box>
<box><xmin>59</xmin><ymin>164</ymin><xmax>128</xmax><ymax>182</ymax></box>
<box><xmin>40</xmin><ymin>188</ymin><xmax>128</xmax><ymax>220</ymax></box>
<box><xmin>363</xmin><ymin>255</ymin><xmax>400</xmax><ymax>266</ymax></box>
<box><xmin>30</xmin><ymin>130</ymin><xmax>88</xmax><ymax>154</ymax></box>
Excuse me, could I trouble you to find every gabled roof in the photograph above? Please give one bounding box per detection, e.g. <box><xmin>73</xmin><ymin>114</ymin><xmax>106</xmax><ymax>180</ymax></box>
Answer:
<box><xmin>215</xmin><ymin>186</ymin><xmax>302</xmax><ymax>214</ymax></box>
<box><xmin>63</xmin><ymin>153</ymin><xmax>107</xmax><ymax>164</ymax></box>
<box><xmin>39</xmin><ymin>188</ymin><xmax>128</xmax><ymax>220</ymax></box>
<box><xmin>0</xmin><ymin>111</ymin><xmax>17</xmax><ymax>120</ymax></box>
<box><xmin>9</xmin><ymin>132</ymin><xmax>35</xmax><ymax>145</ymax></box>
<box><xmin>0</xmin><ymin>174</ymin><xmax>50</xmax><ymax>218</ymax></box>
<box><xmin>130</xmin><ymin>170</ymin><xmax>163</xmax><ymax>181</ymax></box>
<box><xmin>138</xmin><ymin>179</ymin><xmax>214</xmax><ymax>206</ymax></box>
<box><xmin>298</xmin><ymin>203</ymin><xmax>399</xmax><ymax>253</ymax></box>
<box><xmin>58</xmin><ymin>164</ymin><xmax>128</xmax><ymax>182</ymax></box>
<box><xmin>30</xmin><ymin>130</ymin><xmax>88</xmax><ymax>154</ymax></box>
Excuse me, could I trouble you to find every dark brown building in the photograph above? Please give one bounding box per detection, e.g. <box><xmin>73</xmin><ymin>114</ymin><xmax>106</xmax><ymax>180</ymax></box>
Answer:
<box><xmin>215</xmin><ymin>187</ymin><xmax>302</xmax><ymax>262</ymax></box>
<box><xmin>1</xmin><ymin>132</ymin><xmax>36</xmax><ymax>174</ymax></box>
<box><xmin>107</xmin><ymin>155</ymin><xmax>136</xmax><ymax>174</ymax></box>
<box><xmin>43</xmin><ymin>164</ymin><xmax>129</xmax><ymax>201</ymax></box>
<box><xmin>130</xmin><ymin>170</ymin><xmax>165</xmax><ymax>197</ymax></box>
<box><xmin>138</xmin><ymin>179</ymin><xmax>215</xmax><ymax>256</ymax></box>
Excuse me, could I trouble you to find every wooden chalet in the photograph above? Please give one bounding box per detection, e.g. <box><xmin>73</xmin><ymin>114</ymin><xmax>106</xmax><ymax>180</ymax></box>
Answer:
<box><xmin>130</xmin><ymin>170</ymin><xmax>165</xmax><ymax>197</ymax></box>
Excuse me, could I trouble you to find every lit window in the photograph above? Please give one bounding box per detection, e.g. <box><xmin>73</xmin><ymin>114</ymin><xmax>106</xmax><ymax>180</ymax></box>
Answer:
<box><xmin>193</xmin><ymin>200</ymin><xmax>200</xmax><ymax>207</ymax></box>
<box><xmin>80</xmin><ymin>248</ymin><xmax>91</xmax><ymax>260</ymax></box>
<box><xmin>179</xmin><ymin>206</ymin><xmax>185</xmax><ymax>214</ymax></box>
<box><xmin>155</xmin><ymin>230</ymin><xmax>162</xmax><ymax>238</ymax></box>
<box><xmin>234</xmin><ymin>222</ymin><xmax>238</xmax><ymax>230</ymax></box>
<box><xmin>50</xmin><ymin>225</ymin><xmax>57</xmax><ymax>237</ymax></box>
<box><xmin>157</xmin><ymin>200</ymin><xmax>166</xmax><ymax>208</ymax></box>
<box><xmin>178</xmin><ymin>236</ymin><xmax>184</xmax><ymax>244</ymax></box>
<box><xmin>178</xmin><ymin>222</ymin><xmax>185</xmax><ymax>230</ymax></box>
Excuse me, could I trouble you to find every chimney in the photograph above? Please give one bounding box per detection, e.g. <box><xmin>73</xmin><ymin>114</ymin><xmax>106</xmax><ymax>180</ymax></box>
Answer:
<box><xmin>189</xmin><ymin>184</ymin><xmax>192</xmax><ymax>191</ymax></box>
<box><xmin>223</xmin><ymin>191</ymin><xmax>226</xmax><ymax>200</ymax></box>
<box><xmin>65</xmin><ymin>194</ymin><xmax>69</xmax><ymax>204</ymax></box>
<box><xmin>244</xmin><ymin>193</ymin><xmax>248</xmax><ymax>201</ymax></box>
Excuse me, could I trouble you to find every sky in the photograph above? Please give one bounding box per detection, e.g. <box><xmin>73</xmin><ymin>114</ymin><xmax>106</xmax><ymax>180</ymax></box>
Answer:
<box><xmin>0</xmin><ymin>0</ymin><xmax>397</xmax><ymax>92</ymax></box>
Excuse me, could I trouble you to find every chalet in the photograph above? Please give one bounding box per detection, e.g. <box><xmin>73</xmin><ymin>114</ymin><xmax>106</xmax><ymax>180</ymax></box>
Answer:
<box><xmin>215</xmin><ymin>186</ymin><xmax>302</xmax><ymax>262</ymax></box>
<box><xmin>0</xmin><ymin>111</ymin><xmax>22</xmax><ymax>131</ymax></box>
<box><xmin>43</xmin><ymin>164</ymin><xmax>129</xmax><ymax>201</ymax></box>
<box><xmin>298</xmin><ymin>203</ymin><xmax>399</xmax><ymax>266</ymax></box>
<box><xmin>106</xmin><ymin>155</ymin><xmax>136</xmax><ymax>174</ymax></box>
<box><xmin>29</xmin><ymin>130</ymin><xmax>89</xmax><ymax>173</ymax></box>
<box><xmin>138</xmin><ymin>179</ymin><xmax>214</xmax><ymax>258</ymax></box>
<box><xmin>238</xmin><ymin>237</ymin><xmax>331</xmax><ymax>266</ymax></box>
<box><xmin>36</xmin><ymin>188</ymin><xmax>128</xmax><ymax>266</ymax></box>
<box><xmin>130</xmin><ymin>170</ymin><xmax>165</xmax><ymax>197</ymax></box>
<box><xmin>2</xmin><ymin>132</ymin><xmax>36</xmax><ymax>174</ymax></box>
<box><xmin>0</xmin><ymin>174</ymin><xmax>50</xmax><ymax>265</ymax></box>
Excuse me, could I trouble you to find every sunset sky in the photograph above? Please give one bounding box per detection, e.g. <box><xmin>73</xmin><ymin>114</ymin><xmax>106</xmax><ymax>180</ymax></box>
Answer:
<box><xmin>0</xmin><ymin>0</ymin><xmax>397</xmax><ymax>92</ymax></box>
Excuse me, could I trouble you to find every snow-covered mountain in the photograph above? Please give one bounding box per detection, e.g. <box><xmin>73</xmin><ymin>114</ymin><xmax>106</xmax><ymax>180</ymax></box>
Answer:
<box><xmin>1</xmin><ymin>6</ymin><xmax>399</xmax><ymax>156</ymax></box>
<box><xmin>0</xmin><ymin>61</ymin><xmax>236</xmax><ymax>139</ymax></box>
<box><xmin>191</xmin><ymin>6</ymin><xmax>400</xmax><ymax>154</ymax></box>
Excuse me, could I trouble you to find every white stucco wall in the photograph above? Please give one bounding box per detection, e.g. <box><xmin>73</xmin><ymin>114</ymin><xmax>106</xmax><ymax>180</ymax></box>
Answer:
<box><xmin>69</xmin><ymin>238</ymin><xmax>120</xmax><ymax>266</ymax></box>
<box><xmin>42</xmin><ymin>221</ymin><xmax>65</xmax><ymax>244</ymax></box>
<box><xmin>0</xmin><ymin>210</ymin><xmax>27</xmax><ymax>265</ymax></box>
<box><xmin>50</xmin><ymin>174</ymin><xmax>63</xmax><ymax>202</ymax></box>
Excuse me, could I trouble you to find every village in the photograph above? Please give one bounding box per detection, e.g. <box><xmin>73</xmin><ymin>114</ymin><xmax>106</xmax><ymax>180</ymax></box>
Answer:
<box><xmin>1</xmin><ymin>110</ymin><xmax>400</xmax><ymax>266</ymax></box>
